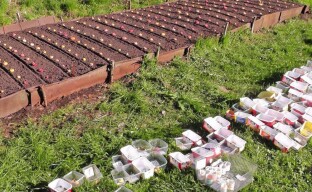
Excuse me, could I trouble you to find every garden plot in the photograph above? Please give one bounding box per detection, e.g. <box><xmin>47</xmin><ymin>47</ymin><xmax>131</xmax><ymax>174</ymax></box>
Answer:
<box><xmin>0</xmin><ymin>36</ymin><xmax>69</xmax><ymax>83</ymax></box>
<box><xmin>0</xmin><ymin>67</ymin><xmax>22</xmax><ymax>98</ymax></box>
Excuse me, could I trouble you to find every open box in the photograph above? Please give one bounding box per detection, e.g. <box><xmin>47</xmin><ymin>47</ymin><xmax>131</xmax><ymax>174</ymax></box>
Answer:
<box><xmin>147</xmin><ymin>153</ymin><xmax>167</xmax><ymax>171</ymax></box>
<box><xmin>299</xmin><ymin>121</ymin><xmax>312</xmax><ymax>139</ymax></box>
<box><xmin>189</xmin><ymin>155</ymin><xmax>207</xmax><ymax>170</ymax></box>
<box><xmin>214</xmin><ymin>116</ymin><xmax>231</xmax><ymax>129</ymax></box>
<box><xmin>265</xmin><ymin>109</ymin><xmax>284</xmax><ymax>122</ymax></box>
<box><xmin>257</xmin><ymin>91</ymin><xmax>276</xmax><ymax>102</ymax></box>
<box><xmin>175</xmin><ymin>137</ymin><xmax>193</xmax><ymax>151</ymax></box>
<box><xmin>214</xmin><ymin>128</ymin><xmax>234</xmax><ymax>141</ymax></box>
<box><xmin>191</xmin><ymin>147</ymin><xmax>215</xmax><ymax>165</ymax></box>
<box><xmin>169</xmin><ymin>152</ymin><xmax>191</xmax><ymax>170</ymax></box>
<box><xmin>239</xmin><ymin>97</ymin><xmax>255</xmax><ymax>111</ymax></box>
<box><xmin>253</xmin><ymin>98</ymin><xmax>270</xmax><ymax>108</ymax></box>
<box><xmin>251</xmin><ymin>103</ymin><xmax>269</xmax><ymax>116</ymax></box>
<box><xmin>282</xmin><ymin>71</ymin><xmax>301</xmax><ymax>85</ymax></box>
<box><xmin>63</xmin><ymin>171</ymin><xmax>85</xmax><ymax>188</ymax></box>
<box><xmin>111</xmin><ymin>169</ymin><xmax>129</xmax><ymax>185</ymax></box>
<box><xmin>82</xmin><ymin>164</ymin><xmax>103</xmax><ymax>183</ymax></box>
<box><xmin>201</xmin><ymin>143</ymin><xmax>221</xmax><ymax>158</ymax></box>
<box><xmin>234</xmin><ymin>112</ymin><xmax>251</xmax><ymax>124</ymax></box>
<box><xmin>149</xmin><ymin>139</ymin><xmax>168</xmax><ymax>155</ymax></box>
<box><xmin>112</xmin><ymin>155</ymin><xmax>129</xmax><ymax>171</ymax></box>
<box><xmin>256</xmin><ymin>113</ymin><xmax>276</xmax><ymax>127</ymax></box>
<box><xmin>276</xmin><ymin>81</ymin><xmax>290</xmax><ymax>92</ymax></box>
<box><xmin>219</xmin><ymin>140</ymin><xmax>239</xmax><ymax>155</ymax></box>
<box><xmin>246</xmin><ymin>116</ymin><xmax>265</xmax><ymax>132</ymax></box>
<box><xmin>122</xmin><ymin>164</ymin><xmax>141</xmax><ymax>183</ymax></box>
<box><xmin>231</xmin><ymin>103</ymin><xmax>250</xmax><ymax>113</ymax></box>
<box><xmin>115</xmin><ymin>186</ymin><xmax>132</xmax><ymax>192</ymax></box>
<box><xmin>259</xmin><ymin>126</ymin><xmax>278</xmax><ymax>141</ymax></box>
<box><xmin>203</xmin><ymin>117</ymin><xmax>224</xmax><ymax>133</ymax></box>
<box><xmin>273</xmin><ymin>133</ymin><xmax>295</xmax><ymax>152</ymax></box>
<box><xmin>302</xmin><ymin>94</ymin><xmax>312</xmax><ymax>107</ymax></box>
<box><xmin>282</xmin><ymin>111</ymin><xmax>298</xmax><ymax>126</ymax></box>
<box><xmin>290</xmin><ymin>102</ymin><xmax>306</xmax><ymax>116</ymax></box>
<box><xmin>48</xmin><ymin>178</ymin><xmax>72</xmax><ymax>192</ymax></box>
<box><xmin>290</xmin><ymin>81</ymin><xmax>308</xmax><ymax>93</ymax></box>
<box><xmin>120</xmin><ymin>145</ymin><xmax>141</xmax><ymax>163</ymax></box>
<box><xmin>132</xmin><ymin>140</ymin><xmax>152</xmax><ymax>157</ymax></box>
<box><xmin>266</xmin><ymin>86</ymin><xmax>283</xmax><ymax>94</ymax></box>
<box><xmin>226</xmin><ymin>135</ymin><xmax>246</xmax><ymax>152</ymax></box>
<box><xmin>132</xmin><ymin>157</ymin><xmax>155</xmax><ymax>179</ymax></box>
<box><xmin>207</xmin><ymin>132</ymin><xmax>225</xmax><ymax>144</ymax></box>
<box><xmin>182</xmin><ymin>130</ymin><xmax>203</xmax><ymax>146</ymax></box>
<box><xmin>273</xmin><ymin>122</ymin><xmax>294</xmax><ymax>136</ymax></box>
<box><xmin>288</xmin><ymin>88</ymin><xmax>303</xmax><ymax>102</ymax></box>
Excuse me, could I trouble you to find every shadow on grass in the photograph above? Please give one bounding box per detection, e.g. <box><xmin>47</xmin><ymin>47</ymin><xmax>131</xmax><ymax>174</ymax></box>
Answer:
<box><xmin>255</xmin><ymin>71</ymin><xmax>285</xmax><ymax>88</ymax></box>
<box><xmin>304</xmin><ymin>38</ymin><xmax>312</xmax><ymax>45</ymax></box>
<box><xmin>26</xmin><ymin>181</ymin><xmax>48</xmax><ymax>192</ymax></box>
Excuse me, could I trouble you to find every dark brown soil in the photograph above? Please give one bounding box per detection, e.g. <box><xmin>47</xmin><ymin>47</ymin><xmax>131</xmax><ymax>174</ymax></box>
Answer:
<box><xmin>0</xmin><ymin>67</ymin><xmax>22</xmax><ymax>98</ymax></box>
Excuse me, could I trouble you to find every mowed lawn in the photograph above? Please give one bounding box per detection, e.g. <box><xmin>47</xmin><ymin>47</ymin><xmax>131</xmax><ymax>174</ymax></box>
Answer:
<box><xmin>0</xmin><ymin>1</ymin><xmax>312</xmax><ymax>192</ymax></box>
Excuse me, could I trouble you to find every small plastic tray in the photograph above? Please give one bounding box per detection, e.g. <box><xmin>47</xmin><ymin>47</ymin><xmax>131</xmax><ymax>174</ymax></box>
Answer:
<box><xmin>149</xmin><ymin>139</ymin><xmax>168</xmax><ymax>155</ymax></box>
<box><xmin>82</xmin><ymin>164</ymin><xmax>103</xmax><ymax>183</ymax></box>
<box><xmin>175</xmin><ymin>137</ymin><xmax>193</xmax><ymax>151</ymax></box>
<box><xmin>111</xmin><ymin>169</ymin><xmax>129</xmax><ymax>186</ymax></box>
<box><xmin>63</xmin><ymin>171</ymin><xmax>85</xmax><ymax>187</ymax></box>
<box><xmin>48</xmin><ymin>178</ymin><xmax>72</xmax><ymax>192</ymax></box>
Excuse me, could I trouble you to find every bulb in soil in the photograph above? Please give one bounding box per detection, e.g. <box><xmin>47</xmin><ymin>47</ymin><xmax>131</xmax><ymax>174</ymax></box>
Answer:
<box><xmin>109</xmin><ymin>44</ymin><xmax>112</xmax><ymax>47</ymax></box>
<box><xmin>83</xmin><ymin>33</ymin><xmax>86</xmax><ymax>35</ymax></box>
<box><xmin>21</xmin><ymin>53</ymin><xmax>25</xmax><ymax>57</ymax></box>
<box><xmin>150</xmin><ymin>28</ymin><xmax>154</xmax><ymax>32</ymax></box>
<box><xmin>70</xmin><ymin>26</ymin><xmax>74</xmax><ymax>29</ymax></box>
<box><xmin>22</xmin><ymin>39</ymin><xmax>27</xmax><ymax>43</ymax></box>
<box><xmin>118</xmin><ymin>49</ymin><xmax>121</xmax><ymax>52</ymax></box>
<box><xmin>10</xmin><ymin>68</ymin><xmax>14</xmax><ymax>73</ymax></box>
<box><xmin>91</xmin><ymin>47</ymin><xmax>95</xmax><ymax>50</ymax></box>
<box><xmin>122</xmin><ymin>37</ymin><xmax>127</xmax><ymax>40</ymax></box>
<box><xmin>55</xmin><ymin>42</ymin><xmax>58</xmax><ymax>45</ymax></box>
<box><xmin>112</xmin><ymin>23</ymin><xmax>115</xmax><ymax>26</ymax></box>
<box><xmin>96</xmin><ymin>26</ymin><xmax>100</xmax><ymax>29</ymax></box>
<box><xmin>61</xmin><ymin>45</ymin><xmax>65</xmax><ymax>49</ymax></box>
<box><xmin>68</xmin><ymin>49</ymin><xmax>71</xmax><ymax>52</ymax></box>
<box><xmin>0</xmin><ymin>90</ymin><xmax>4</xmax><ymax>93</ymax></box>
<box><xmin>112</xmin><ymin>33</ymin><xmax>116</xmax><ymax>36</ymax></box>
<box><xmin>3</xmin><ymin>44</ymin><xmax>6</xmax><ymax>46</ymax></box>
<box><xmin>48</xmin><ymin>38</ymin><xmax>51</xmax><ymax>42</ymax></box>
<box><xmin>150</xmin><ymin>38</ymin><xmax>154</xmax><ymax>42</ymax></box>
<box><xmin>77</xmin><ymin>29</ymin><xmax>80</xmax><ymax>32</ymax></box>
<box><xmin>26</xmin><ymin>58</ymin><xmax>30</xmax><ymax>61</ymax></box>
<box><xmin>83</xmin><ymin>58</ymin><xmax>87</xmax><ymax>62</ymax></box>
<box><xmin>36</xmin><ymin>47</ymin><xmax>40</xmax><ymax>50</ymax></box>
<box><xmin>43</xmin><ymin>51</ymin><xmax>46</xmax><ymax>54</ymax></box>
<box><xmin>17</xmin><ymin>75</ymin><xmax>21</xmax><ymax>79</ymax></box>
<box><xmin>18</xmin><ymin>36</ymin><xmax>21</xmax><ymax>39</ymax></box>
<box><xmin>161</xmin><ymin>33</ymin><xmax>166</xmax><ymax>37</ymax></box>
<box><xmin>188</xmin><ymin>36</ymin><xmax>192</xmax><ymax>39</ymax></box>
<box><xmin>134</xmin><ymin>42</ymin><xmax>138</xmax><ymax>45</ymax></box>
<box><xmin>3</xmin><ymin>61</ymin><xmax>8</xmax><ymax>66</ymax></box>
<box><xmin>139</xmin><ymin>33</ymin><xmax>142</xmax><ymax>36</ymax></box>
<box><xmin>75</xmin><ymin>53</ymin><xmax>78</xmax><ymax>57</ymax></box>
<box><xmin>56</xmin><ymin>59</ymin><xmax>59</xmax><ymax>62</ymax></box>
<box><xmin>100</xmin><ymin>38</ymin><xmax>104</xmax><ymax>42</ymax></box>
<box><xmin>38</xmin><ymin>68</ymin><xmax>44</xmax><ymax>73</ymax></box>
<box><xmin>84</xmin><ymin>44</ymin><xmax>87</xmax><ymax>46</ymax></box>
<box><xmin>71</xmin><ymin>37</ymin><xmax>76</xmax><ymax>41</ymax></box>
<box><xmin>68</xmin><ymin>69</ymin><xmax>71</xmax><ymax>73</ymax></box>
<box><xmin>90</xmin><ymin>63</ymin><xmax>94</xmax><ymax>66</ymax></box>
<box><xmin>50</xmin><ymin>56</ymin><xmax>54</xmax><ymax>59</ymax></box>
<box><xmin>77</xmin><ymin>41</ymin><xmax>80</xmax><ymax>44</ymax></box>
<box><xmin>14</xmin><ymin>49</ymin><xmax>18</xmax><ymax>53</ymax></box>
<box><xmin>174</xmin><ymin>38</ymin><xmax>177</xmax><ymax>41</ymax></box>
<box><xmin>83</xmin><ymin>22</ymin><xmax>86</xmax><ymax>25</ymax></box>
<box><xmin>9</xmin><ymin>46</ymin><xmax>12</xmax><ymax>50</ymax></box>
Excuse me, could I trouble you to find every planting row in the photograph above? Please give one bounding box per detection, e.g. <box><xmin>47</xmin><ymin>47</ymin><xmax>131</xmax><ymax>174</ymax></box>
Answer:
<box><xmin>225</xmin><ymin>60</ymin><xmax>312</xmax><ymax>153</ymax></box>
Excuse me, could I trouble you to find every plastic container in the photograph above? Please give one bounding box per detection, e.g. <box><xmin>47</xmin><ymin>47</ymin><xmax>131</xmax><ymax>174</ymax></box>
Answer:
<box><xmin>201</xmin><ymin>143</ymin><xmax>221</xmax><ymax>158</ymax></box>
<box><xmin>300</xmin><ymin>73</ymin><xmax>312</xmax><ymax>85</ymax></box>
<box><xmin>120</xmin><ymin>145</ymin><xmax>141</xmax><ymax>163</ymax></box>
<box><xmin>273</xmin><ymin>122</ymin><xmax>294</xmax><ymax>136</ymax></box>
<box><xmin>122</xmin><ymin>164</ymin><xmax>141</xmax><ymax>183</ymax></box>
<box><xmin>175</xmin><ymin>137</ymin><xmax>193</xmax><ymax>151</ymax></box>
<box><xmin>147</xmin><ymin>153</ymin><xmax>167</xmax><ymax>171</ymax></box>
<box><xmin>214</xmin><ymin>128</ymin><xmax>234</xmax><ymax>140</ymax></box>
<box><xmin>256</xmin><ymin>113</ymin><xmax>276</xmax><ymax>127</ymax></box>
<box><xmin>231</xmin><ymin>103</ymin><xmax>250</xmax><ymax>113</ymax></box>
<box><xmin>148</xmin><ymin>139</ymin><xmax>168</xmax><ymax>155</ymax></box>
<box><xmin>226</xmin><ymin>135</ymin><xmax>247</xmax><ymax>152</ymax></box>
<box><xmin>169</xmin><ymin>152</ymin><xmax>191</xmax><ymax>170</ymax></box>
<box><xmin>132</xmin><ymin>157</ymin><xmax>155</xmax><ymax>179</ymax></box>
<box><xmin>302</xmin><ymin>113</ymin><xmax>312</xmax><ymax>122</ymax></box>
<box><xmin>257</xmin><ymin>91</ymin><xmax>276</xmax><ymax>102</ymax></box>
<box><xmin>259</xmin><ymin>126</ymin><xmax>278</xmax><ymax>141</ymax></box>
<box><xmin>251</xmin><ymin>103</ymin><xmax>269</xmax><ymax>116</ymax></box>
<box><xmin>292</xmin><ymin>68</ymin><xmax>306</xmax><ymax>75</ymax></box>
<box><xmin>288</xmin><ymin>88</ymin><xmax>303</xmax><ymax>102</ymax></box>
<box><xmin>305</xmin><ymin>107</ymin><xmax>312</xmax><ymax>116</ymax></box>
<box><xmin>265</xmin><ymin>109</ymin><xmax>284</xmax><ymax>122</ymax></box>
<box><xmin>82</xmin><ymin>164</ymin><xmax>103</xmax><ymax>183</ymax></box>
<box><xmin>111</xmin><ymin>169</ymin><xmax>129</xmax><ymax>185</ymax></box>
<box><xmin>282</xmin><ymin>71</ymin><xmax>300</xmax><ymax>85</ymax></box>
<box><xmin>182</xmin><ymin>130</ymin><xmax>203</xmax><ymax>146</ymax></box>
<box><xmin>276</xmin><ymin>81</ymin><xmax>290</xmax><ymax>92</ymax></box>
<box><xmin>48</xmin><ymin>178</ymin><xmax>72</xmax><ymax>192</ymax></box>
<box><xmin>293</xmin><ymin>130</ymin><xmax>308</xmax><ymax>147</ymax></box>
<box><xmin>282</xmin><ymin>111</ymin><xmax>298</xmax><ymax>126</ymax></box>
<box><xmin>276</xmin><ymin>95</ymin><xmax>292</xmax><ymax>106</ymax></box>
<box><xmin>290</xmin><ymin>81</ymin><xmax>308</xmax><ymax>93</ymax></box>
<box><xmin>301</xmin><ymin>94</ymin><xmax>312</xmax><ymax>107</ymax></box>
<box><xmin>299</xmin><ymin>121</ymin><xmax>312</xmax><ymax>138</ymax></box>
<box><xmin>234</xmin><ymin>112</ymin><xmax>251</xmax><ymax>124</ymax></box>
<box><xmin>203</xmin><ymin>117</ymin><xmax>223</xmax><ymax>133</ymax></box>
<box><xmin>225</xmin><ymin>109</ymin><xmax>236</xmax><ymax>120</ymax></box>
<box><xmin>266</xmin><ymin>86</ymin><xmax>283</xmax><ymax>94</ymax></box>
<box><xmin>253</xmin><ymin>98</ymin><xmax>270</xmax><ymax>108</ymax></box>
<box><xmin>239</xmin><ymin>97</ymin><xmax>255</xmax><ymax>110</ymax></box>
<box><xmin>219</xmin><ymin>140</ymin><xmax>238</xmax><ymax>155</ymax></box>
<box><xmin>191</xmin><ymin>147</ymin><xmax>215</xmax><ymax>165</ymax></box>
<box><xmin>63</xmin><ymin>171</ymin><xmax>85</xmax><ymax>187</ymax></box>
<box><xmin>207</xmin><ymin>132</ymin><xmax>224</xmax><ymax>144</ymax></box>
<box><xmin>246</xmin><ymin>116</ymin><xmax>265</xmax><ymax>132</ymax></box>
<box><xmin>112</xmin><ymin>155</ymin><xmax>128</xmax><ymax>171</ymax></box>
<box><xmin>290</xmin><ymin>103</ymin><xmax>306</xmax><ymax>116</ymax></box>
<box><xmin>273</xmin><ymin>133</ymin><xmax>295</xmax><ymax>152</ymax></box>
<box><xmin>132</xmin><ymin>139</ymin><xmax>153</xmax><ymax>155</ymax></box>
<box><xmin>214</xmin><ymin>116</ymin><xmax>231</xmax><ymax>129</ymax></box>
<box><xmin>307</xmin><ymin>60</ymin><xmax>312</xmax><ymax>66</ymax></box>
<box><xmin>300</xmin><ymin>66</ymin><xmax>312</xmax><ymax>72</ymax></box>
<box><xmin>115</xmin><ymin>186</ymin><xmax>133</xmax><ymax>192</ymax></box>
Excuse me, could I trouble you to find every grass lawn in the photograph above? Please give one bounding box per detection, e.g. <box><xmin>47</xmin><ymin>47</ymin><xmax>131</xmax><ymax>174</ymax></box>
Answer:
<box><xmin>0</xmin><ymin>1</ymin><xmax>312</xmax><ymax>192</ymax></box>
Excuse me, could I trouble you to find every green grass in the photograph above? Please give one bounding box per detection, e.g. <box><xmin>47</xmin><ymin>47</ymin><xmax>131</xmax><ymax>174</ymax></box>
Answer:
<box><xmin>0</xmin><ymin>17</ymin><xmax>311</xmax><ymax>191</ymax></box>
